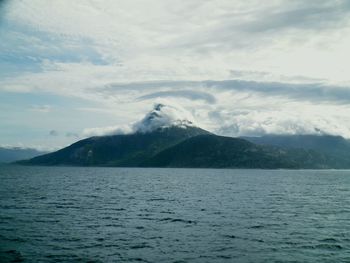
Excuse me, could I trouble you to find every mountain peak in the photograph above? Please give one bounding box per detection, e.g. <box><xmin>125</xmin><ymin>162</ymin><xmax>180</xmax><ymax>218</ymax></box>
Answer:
<box><xmin>133</xmin><ymin>103</ymin><xmax>195</xmax><ymax>133</ymax></box>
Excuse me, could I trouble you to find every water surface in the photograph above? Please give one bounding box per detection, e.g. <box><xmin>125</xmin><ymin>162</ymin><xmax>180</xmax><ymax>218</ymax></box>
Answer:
<box><xmin>0</xmin><ymin>165</ymin><xmax>349</xmax><ymax>262</ymax></box>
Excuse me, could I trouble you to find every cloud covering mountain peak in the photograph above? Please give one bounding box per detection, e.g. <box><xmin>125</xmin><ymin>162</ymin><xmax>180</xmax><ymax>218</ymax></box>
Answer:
<box><xmin>133</xmin><ymin>103</ymin><xmax>194</xmax><ymax>133</ymax></box>
<box><xmin>83</xmin><ymin>103</ymin><xmax>195</xmax><ymax>137</ymax></box>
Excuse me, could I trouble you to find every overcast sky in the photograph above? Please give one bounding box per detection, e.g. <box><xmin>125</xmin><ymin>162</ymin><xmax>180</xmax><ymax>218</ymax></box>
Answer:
<box><xmin>1</xmin><ymin>0</ymin><xmax>350</xmax><ymax>150</ymax></box>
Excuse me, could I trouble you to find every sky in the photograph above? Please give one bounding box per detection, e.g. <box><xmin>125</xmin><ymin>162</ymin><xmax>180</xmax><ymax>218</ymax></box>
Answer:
<box><xmin>1</xmin><ymin>0</ymin><xmax>350</xmax><ymax>150</ymax></box>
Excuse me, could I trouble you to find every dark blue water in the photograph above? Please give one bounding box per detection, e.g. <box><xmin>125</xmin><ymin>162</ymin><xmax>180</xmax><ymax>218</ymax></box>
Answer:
<box><xmin>0</xmin><ymin>165</ymin><xmax>349</xmax><ymax>262</ymax></box>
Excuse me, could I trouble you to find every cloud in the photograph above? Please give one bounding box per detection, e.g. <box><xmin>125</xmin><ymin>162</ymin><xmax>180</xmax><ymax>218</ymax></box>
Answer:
<box><xmin>102</xmin><ymin>79</ymin><xmax>350</xmax><ymax>105</ymax></box>
<box><xmin>82</xmin><ymin>125</ymin><xmax>133</xmax><ymax>137</ymax></box>
<box><xmin>137</xmin><ymin>90</ymin><xmax>216</xmax><ymax>103</ymax></box>
<box><xmin>204</xmin><ymin>80</ymin><xmax>350</xmax><ymax>105</ymax></box>
<box><xmin>30</xmin><ymin>104</ymin><xmax>52</xmax><ymax>113</ymax></box>
<box><xmin>83</xmin><ymin>102</ymin><xmax>195</xmax><ymax>136</ymax></box>
<box><xmin>238</xmin><ymin>1</ymin><xmax>350</xmax><ymax>33</ymax></box>
<box><xmin>3</xmin><ymin>0</ymin><xmax>350</xmax><ymax>149</ymax></box>
<box><xmin>3</xmin><ymin>0</ymin><xmax>350</xmax><ymax>83</ymax></box>
<box><xmin>133</xmin><ymin>103</ymin><xmax>195</xmax><ymax>133</ymax></box>
<box><xmin>215</xmin><ymin>109</ymin><xmax>350</xmax><ymax>138</ymax></box>
<box><xmin>0</xmin><ymin>143</ymin><xmax>54</xmax><ymax>152</ymax></box>
<box><xmin>80</xmin><ymin>100</ymin><xmax>350</xmax><ymax>139</ymax></box>
<box><xmin>49</xmin><ymin>130</ymin><xmax>58</xmax><ymax>136</ymax></box>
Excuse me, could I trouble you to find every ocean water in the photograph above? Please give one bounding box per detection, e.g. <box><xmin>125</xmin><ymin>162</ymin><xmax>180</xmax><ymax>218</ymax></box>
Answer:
<box><xmin>0</xmin><ymin>165</ymin><xmax>349</xmax><ymax>263</ymax></box>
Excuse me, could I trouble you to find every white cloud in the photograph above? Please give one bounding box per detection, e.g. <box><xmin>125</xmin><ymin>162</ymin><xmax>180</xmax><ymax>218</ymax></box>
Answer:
<box><xmin>212</xmin><ymin>102</ymin><xmax>350</xmax><ymax>138</ymax></box>
<box><xmin>133</xmin><ymin>102</ymin><xmax>195</xmax><ymax>133</ymax></box>
<box><xmin>3</xmin><ymin>0</ymin><xmax>350</xmax><ymax>148</ymax></box>
<box><xmin>83</xmin><ymin>125</ymin><xmax>133</xmax><ymax>137</ymax></box>
<box><xmin>3</xmin><ymin>0</ymin><xmax>350</xmax><ymax>84</ymax></box>
<box><xmin>83</xmin><ymin>101</ymin><xmax>195</xmax><ymax>136</ymax></box>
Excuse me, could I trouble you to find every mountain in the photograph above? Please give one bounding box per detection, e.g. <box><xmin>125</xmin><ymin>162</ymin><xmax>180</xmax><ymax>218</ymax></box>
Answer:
<box><xmin>19</xmin><ymin>104</ymin><xmax>209</xmax><ymax>166</ymax></box>
<box><xmin>19</xmin><ymin>126</ymin><xmax>209</xmax><ymax>166</ymax></box>
<box><xmin>19</xmin><ymin>131</ymin><xmax>350</xmax><ymax>169</ymax></box>
<box><xmin>241</xmin><ymin>134</ymin><xmax>350</xmax><ymax>152</ymax></box>
<box><xmin>242</xmin><ymin>134</ymin><xmax>350</xmax><ymax>162</ymax></box>
<box><xmin>0</xmin><ymin>147</ymin><xmax>47</xmax><ymax>163</ymax></box>
<box><xmin>16</xmin><ymin>104</ymin><xmax>350</xmax><ymax>169</ymax></box>
<box><xmin>143</xmin><ymin>134</ymin><xmax>346</xmax><ymax>169</ymax></box>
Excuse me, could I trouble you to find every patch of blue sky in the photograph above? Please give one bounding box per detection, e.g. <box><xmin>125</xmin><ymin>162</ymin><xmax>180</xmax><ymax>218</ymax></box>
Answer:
<box><xmin>0</xmin><ymin>90</ymin><xmax>95</xmax><ymax>109</ymax></box>
<box><xmin>0</xmin><ymin>19</ymin><xmax>108</xmax><ymax>78</ymax></box>
<box><xmin>0</xmin><ymin>94</ymin><xmax>81</xmax><ymax>147</ymax></box>
<box><xmin>0</xmin><ymin>125</ymin><xmax>45</xmax><ymax>141</ymax></box>
<box><xmin>0</xmin><ymin>124</ymin><xmax>74</xmax><ymax>149</ymax></box>
<box><xmin>0</xmin><ymin>90</ymin><xmax>118</xmax><ymax>140</ymax></box>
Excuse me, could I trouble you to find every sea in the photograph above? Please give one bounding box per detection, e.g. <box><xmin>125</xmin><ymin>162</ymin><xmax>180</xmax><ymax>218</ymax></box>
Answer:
<box><xmin>0</xmin><ymin>165</ymin><xmax>349</xmax><ymax>263</ymax></box>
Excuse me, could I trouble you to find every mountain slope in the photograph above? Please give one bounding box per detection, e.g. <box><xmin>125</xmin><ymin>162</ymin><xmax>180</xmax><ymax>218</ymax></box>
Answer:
<box><xmin>242</xmin><ymin>134</ymin><xmax>350</xmax><ymax>163</ymax></box>
<box><xmin>19</xmin><ymin>126</ymin><xmax>209</xmax><ymax>166</ymax></box>
<box><xmin>242</xmin><ymin>134</ymin><xmax>350</xmax><ymax>152</ymax></box>
<box><xmin>19</xmin><ymin>132</ymin><xmax>350</xmax><ymax>169</ymax></box>
<box><xmin>143</xmin><ymin>134</ymin><xmax>347</xmax><ymax>169</ymax></box>
<box><xmin>16</xmin><ymin>103</ymin><xmax>350</xmax><ymax>169</ymax></box>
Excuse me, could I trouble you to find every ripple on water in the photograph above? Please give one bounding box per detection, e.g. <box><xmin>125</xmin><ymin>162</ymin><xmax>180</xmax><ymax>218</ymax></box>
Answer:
<box><xmin>1</xmin><ymin>166</ymin><xmax>350</xmax><ymax>263</ymax></box>
<box><xmin>1</xmin><ymin>250</ymin><xmax>24</xmax><ymax>263</ymax></box>
<box><xmin>158</xmin><ymin>217</ymin><xmax>197</xmax><ymax>224</ymax></box>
